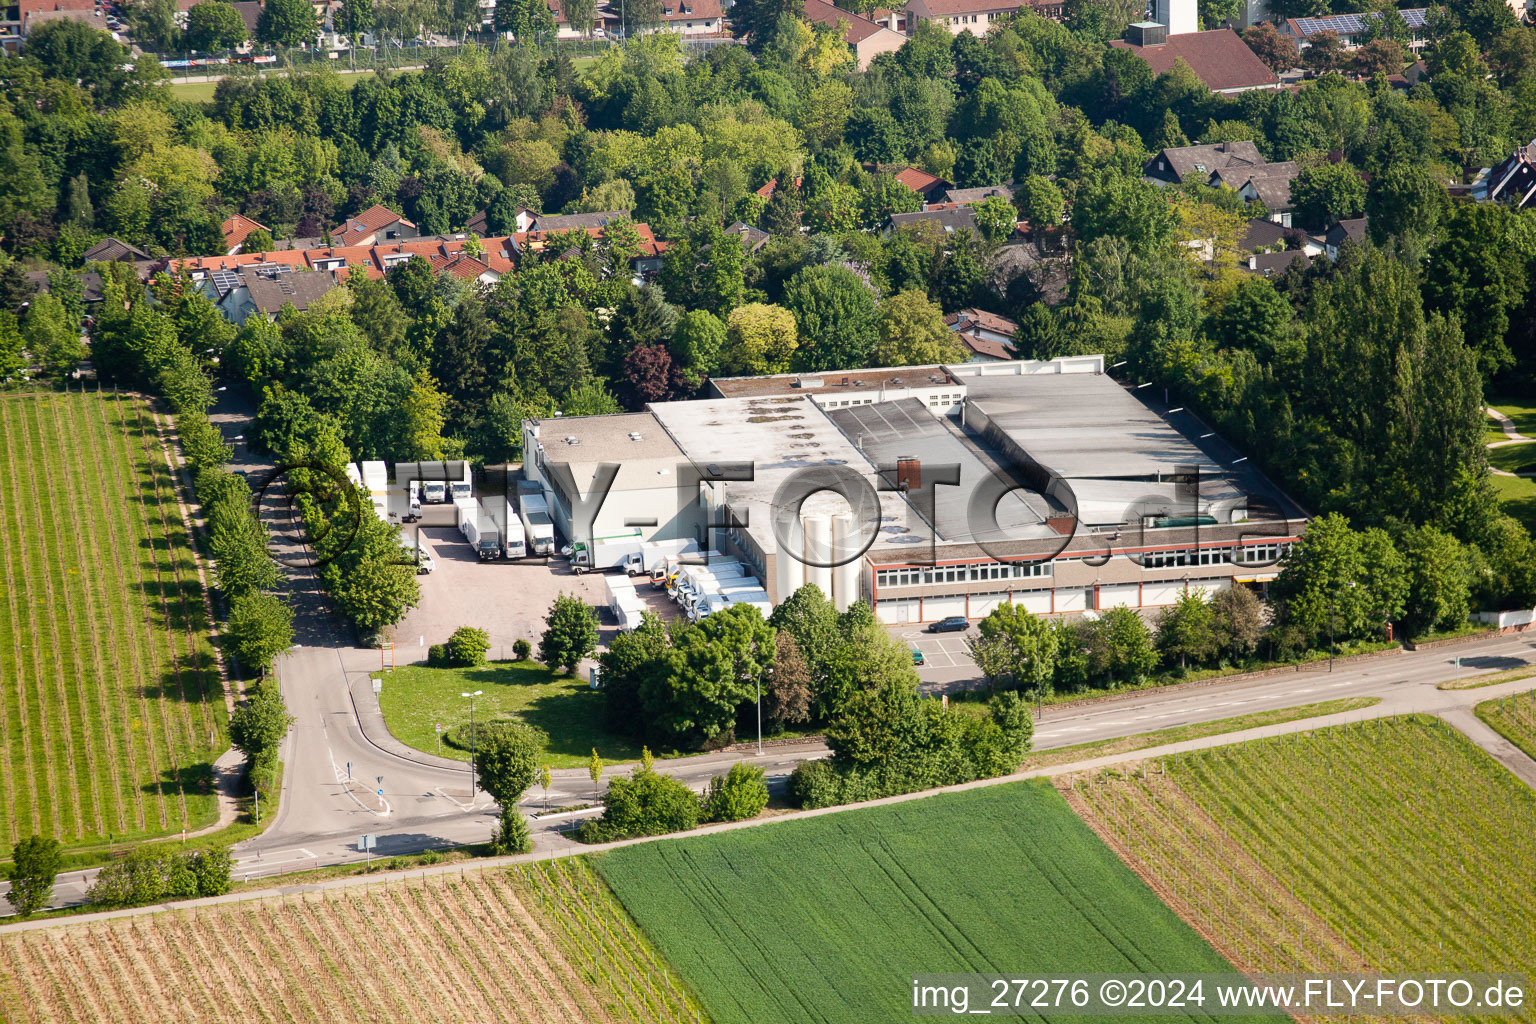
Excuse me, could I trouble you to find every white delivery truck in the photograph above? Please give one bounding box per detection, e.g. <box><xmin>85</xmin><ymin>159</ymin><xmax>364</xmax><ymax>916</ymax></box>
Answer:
<box><xmin>605</xmin><ymin>574</ymin><xmax>636</xmax><ymax>618</ymax></box>
<box><xmin>651</xmin><ymin>546</ymin><xmax>721</xmax><ymax>589</ymax></box>
<box><xmin>453</xmin><ymin>496</ymin><xmax>478</xmax><ymax>539</ymax></box>
<box><xmin>571</xmin><ymin>530</ymin><xmax>646</xmax><ymax>575</ymax></box>
<box><xmin>517</xmin><ymin>492</ymin><xmax>556</xmax><ymax>556</ymax></box>
<box><xmin>672</xmin><ymin>561</ymin><xmax>751</xmax><ymax>604</ymax></box>
<box><xmin>486</xmin><ymin>497</ymin><xmax>526</xmax><ymax>559</ymax></box>
<box><xmin>685</xmin><ymin>578</ymin><xmax>762</xmax><ymax>618</ymax></box>
<box><xmin>423</xmin><ymin>479</ymin><xmax>447</xmax><ymax>503</ymax></box>
<box><xmin>399</xmin><ymin>534</ymin><xmax>435</xmax><ymax>574</ymax></box>
<box><xmin>692</xmin><ymin>587</ymin><xmax>771</xmax><ymax>622</ymax></box>
<box><xmin>451</xmin><ymin>481</ymin><xmax>471</xmax><ymax>501</ymax></box>
<box><xmin>613</xmin><ymin>595</ymin><xmax>649</xmax><ymax>632</ymax></box>
<box><xmin>406</xmin><ymin>480</ymin><xmax>423</xmax><ymax>522</ymax></box>
<box><xmin>462</xmin><ymin>511</ymin><xmax>500</xmax><ymax>561</ymax></box>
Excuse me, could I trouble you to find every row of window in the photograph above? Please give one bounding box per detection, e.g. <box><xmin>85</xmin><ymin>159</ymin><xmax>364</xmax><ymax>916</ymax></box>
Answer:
<box><xmin>877</xmin><ymin>561</ymin><xmax>1052</xmax><ymax>588</ymax></box>
<box><xmin>947</xmin><ymin>13</ymin><xmax>986</xmax><ymax>22</ymax></box>
<box><xmin>874</xmin><ymin>543</ymin><xmax>1294</xmax><ymax>588</ymax></box>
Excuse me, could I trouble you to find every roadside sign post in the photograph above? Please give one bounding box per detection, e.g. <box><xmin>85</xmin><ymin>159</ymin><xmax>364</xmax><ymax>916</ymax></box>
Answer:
<box><xmin>436</xmin><ymin>722</ymin><xmax>443</xmax><ymax>755</ymax></box>
<box><xmin>357</xmin><ymin>833</ymin><xmax>377</xmax><ymax>867</ymax></box>
<box><xmin>372</xmin><ymin>676</ymin><xmax>382</xmax><ymax>695</ymax></box>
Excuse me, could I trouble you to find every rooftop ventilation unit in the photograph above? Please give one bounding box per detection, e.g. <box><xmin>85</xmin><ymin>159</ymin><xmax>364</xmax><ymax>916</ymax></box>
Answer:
<box><xmin>564</xmin><ymin>436</ymin><xmax>579</xmax><ymax>445</ymax></box>
<box><xmin>628</xmin><ymin>432</ymin><xmax>643</xmax><ymax>441</ymax></box>
<box><xmin>792</xmin><ymin>376</ymin><xmax>824</xmax><ymax>389</ymax></box>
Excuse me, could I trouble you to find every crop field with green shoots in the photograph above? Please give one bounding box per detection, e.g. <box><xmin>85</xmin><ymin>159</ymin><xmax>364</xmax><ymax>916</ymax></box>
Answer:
<box><xmin>0</xmin><ymin>389</ymin><xmax>225</xmax><ymax>850</ymax></box>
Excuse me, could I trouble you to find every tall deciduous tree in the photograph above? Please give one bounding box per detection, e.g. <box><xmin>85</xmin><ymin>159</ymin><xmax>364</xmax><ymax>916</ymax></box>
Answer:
<box><xmin>227</xmin><ymin>592</ymin><xmax>295</xmax><ymax>674</ymax></box>
<box><xmin>783</xmin><ymin>265</ymin><xmax>878</xmax><ymax>372</ymax></box>
<box><xmin>539</xmin><ymin>593</ymin><xmax>598</xmax><ymax>673</ymax></box>
<box><xmin>874</xmin><ymin>289</ymin><xmax>964</xmax><ymax>367</ymax></box>
<box><xmin>257</xmin><ymin>0</ymin><xmax>319</xmax><ymax>47</ymax></box>
<box><xmin>185</xmin><ymin>0</ymin><xmax>249</xmax><ymax>50</ymax></box>
<box><xmin>5</xmin><ymin>836</ymin><xmax>62</xmax><ymax>917</ymax></box>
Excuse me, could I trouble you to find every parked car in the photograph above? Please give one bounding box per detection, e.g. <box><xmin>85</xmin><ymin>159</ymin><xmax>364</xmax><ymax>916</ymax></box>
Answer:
<box><xmin>927</xmin><ymin>616</ymin><xmax>970</xmax><ymax>633</ymax></box>
<box><xmin>911</xmin><ymin>648</ymin><xmax>925</xmax><ymax>666</ymax></box>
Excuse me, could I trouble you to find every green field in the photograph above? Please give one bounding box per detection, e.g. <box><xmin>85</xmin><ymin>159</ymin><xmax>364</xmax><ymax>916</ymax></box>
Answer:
<box><xmin>1487</xmin><ymin>440</ymin><xmax>1536</xmax><ymax>474</ymax></box>
<box><xmin>1477</xmin><ymin>688</ymin><xmax>1536</xmax><ymax>761</ymax></box>
<box><xmin>1487</xmin><ymin>396</ymin><xmax>1536</xmax><ymax>437</ymax></box>
<box><xmin>1492</xmin><ymin>472</ymin><xmax>1536</xmax><ymax>534</ymax></box>
<box><xmin>1073</xmin><ymin>716</ymin><xmax>1536</xmax><ymax>1014</ymax></box>
<box><xmin>596</xmin><ymin>781</ymin><xmax>1242</xmax><ymax>1024</ymax></box>
<box><xmin>0</xmin><ymin>390</ymin><xmax>225</xmax><ymax>849</ymax></box>
<box><xmin>378</xmin><ymin>660</ymin><xmax>645</xmax><ymax>769</ymax></box>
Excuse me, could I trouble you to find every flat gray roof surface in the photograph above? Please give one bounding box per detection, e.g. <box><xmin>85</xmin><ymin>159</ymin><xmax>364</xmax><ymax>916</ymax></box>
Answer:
<box><xmin>827</xmin><ymin>399</ymin><xmax>1054</xmax><ymax>544</ymax></box>
<box><xmin>965</xmin><ymin>372</ymin><xmax>1223</xmax><ymax>479</ymax></box>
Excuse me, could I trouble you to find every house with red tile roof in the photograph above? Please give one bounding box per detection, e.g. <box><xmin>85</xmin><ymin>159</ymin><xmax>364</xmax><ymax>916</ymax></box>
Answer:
<box><xmin>340</xmin><ymin>205</ymin><xmax>418</xmax><ymax>246</ymax></box>
<box><xmin>755</xmin><ymin>176</ymin><xmax>803</xmax><ymax>199</ymax></box>
<box><xmin>801</xmin><ymin>0</ymin><xmax>905</xmax><ymax>69</ymax></box>
<box><xmin>893</xmin><ymin>166</ymin><xmax>950</xmax><ymax>202</ymax></box>
<box><xmin>220</xmin><ymin>214</ymin><xmax>269</xmax><ymax>256</ymax></box>
<box><xmin>945</xmin><ymin>308</ymin><xmax>1018</xmax><ymax>362</ymax></box>
<box><xmin>904</xmin><ymin>0</ymin><xmax>1064</xmax><ymax>36</ymax></box>
<box><xmin>1111</xmin><ymin>25</ymin><xmax>1279</xmax><ymax>94</ymax></box>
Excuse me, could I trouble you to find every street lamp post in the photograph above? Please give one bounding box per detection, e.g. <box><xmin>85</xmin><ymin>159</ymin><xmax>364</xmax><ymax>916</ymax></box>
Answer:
<box><xmin>755</xmin><ymin>673</ymin><xmax>764</xmax><ymax>757</ymax></box>
<box><xmin>461</xmin><ymin>690</ymin><xmax>483</xmax><ymax>796</ymax></box>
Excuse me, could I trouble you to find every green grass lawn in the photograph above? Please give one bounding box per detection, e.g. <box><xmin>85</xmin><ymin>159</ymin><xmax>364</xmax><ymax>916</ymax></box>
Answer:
<box><xmin>1488</xmin><ymin>440</ymin><xmax>1536</xmax><ymax>474</ymax></box>
<box><xmin>596</xmin><ymin>781</ymin><xmax>1247</xmax><ymax>1024</ymax></box>
<box><xmin>169</xmin><ymin>68</ymin><xmax>378</xmax><ymax>104</ymax></box>
<box><xmin>1492</xmin><ymin>472</ymin><xmax>1536</xmax><ymax>533</ymax></box>
<box><xmin>378</xmin><ymin>659</ymin><xmax>646</xmax><ymax>768</ymax></box>
<box><xmin>1487</xmin><ymin>395</ymin><xmax>1536</xmax><ymax>437</ymax></box>
<box><xmin>0</xmin><ymin>390</ymin><xmax>224</xmax><ymax>850</ymax></box>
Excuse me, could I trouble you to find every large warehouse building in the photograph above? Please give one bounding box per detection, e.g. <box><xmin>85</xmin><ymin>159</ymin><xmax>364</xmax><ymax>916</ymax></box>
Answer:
<box><xmin>521</xmin><ymin>356</ymin><xmax>1307</xmax><ymax>623</ymax></box>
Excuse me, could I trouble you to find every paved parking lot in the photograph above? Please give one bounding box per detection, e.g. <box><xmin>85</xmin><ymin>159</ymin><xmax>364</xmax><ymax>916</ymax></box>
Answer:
<box><xmin>889</xmin><ymin>624</ymin><xmax>982</xmax><ymax>693</ymax></box>
<box><xmin>387</xmin><ymin>521</ymin><xmax>680</xmax><ymax>665</ymax></box>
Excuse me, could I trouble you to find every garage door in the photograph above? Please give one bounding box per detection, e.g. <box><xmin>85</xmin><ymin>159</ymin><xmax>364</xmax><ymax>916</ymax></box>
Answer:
<box><xmin>923</xmin><ymin>596</ymin><xmax>967</xmax><ymax>621</ymax></box>
<box><xmin>1054</xmin><ymin>588</ymin><xmax>1087</xmax><ymax>612</ymax></box>
<box><xmin>1100</xmin><ymin>584</ymin><xmax>1141</xmax><ymax>609</ymax></box>
<box><xmin>1017</xmin><ymin>589</ymin><xmax>1053</xmax><ymax>614</ymax></box>
<box><xmin>1141</xmin><ymin>582</ymin><xmax>1187</xmax><ymax>607</ymax></box>
<box><xmin>877</xmin><ymin>598</ymin><xmax>919</xmax><ymax>624</ymax></box>
<box><xmin>970</xmin><ymin>594</ymin><xmax>1008</xmax><ymax>618</ymax></box>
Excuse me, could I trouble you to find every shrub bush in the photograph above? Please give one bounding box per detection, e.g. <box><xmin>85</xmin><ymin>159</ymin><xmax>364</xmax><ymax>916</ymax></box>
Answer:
<box><xmin>446</xmin><ymin>626</ymin><xmax>491</xmax><ymax>667</ymax></box>
<box><xmin>704</xmin><ymin>762</ymin><xmax>769</xmax><ymax>822</ymax></box>
<box><xmin>427</xmin><ymin>643</ymin><xmax>448</xmax><ymax>667</ymax></box>
<box><xmin>492</xmin><ymin>808</ymin><xmax>533</xmax><ymax>854</ymax></box>
<box><xmin>86</xmin><ymin>847</ymin><xmax>233</xmax><ymax>909</ymax></box>
<box><xmin>577</xmin><ymin>768</ymin><xmax>702</xmax><ymax>842</ymax></box>
<box><xmin>513</xmin><ymin>638</ymin><xmax>532</xmax><ymax>661</ymax></box>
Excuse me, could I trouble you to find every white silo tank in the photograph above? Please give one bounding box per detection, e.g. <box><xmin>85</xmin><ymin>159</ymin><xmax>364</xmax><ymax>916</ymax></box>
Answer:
<box><xmin>831</xmin><ymin>512</ymin><xmax>861</xmax><ymax>612</ymax></box>
<box><xmin>774</xmin><ymin>537</ymin><xmax>805</xmax><ymax>604</ymax></box>
<box><xmin>804</xmin><ymin>514</ymin><xmax>834</xmax><ymax>597</ymax></box>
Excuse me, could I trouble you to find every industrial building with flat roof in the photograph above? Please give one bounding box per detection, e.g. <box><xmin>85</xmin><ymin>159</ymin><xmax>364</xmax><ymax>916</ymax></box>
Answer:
<box><xmin>520</xmin><ymin>356</ymin><xmax>1306</xmax><ymax>623</ymax></box>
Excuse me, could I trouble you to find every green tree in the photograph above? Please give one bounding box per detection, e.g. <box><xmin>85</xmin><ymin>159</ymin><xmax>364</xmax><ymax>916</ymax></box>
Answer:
<box><xmin>670</xmin><ymin>309</ymin><xmax>727</xmax><ymax>390</ymax></box>
<box><xmin>1098</xmin><ymin>606</ymin><xmax>1157</xmax><ymax>684</ymax></box>
<box><xmin>971</xmin><ymin>602</ymin><xmax>1059</xmax><ymax>695</ymax></box>
<box><xmin>228</xmin><ymin>680</ymin><xmax>295</xmax><ymax>765</ymax></box>
<box><xmin>1211</xmin><ymin>585</ymin><xmax>1264</xmax><ymax>661</ymax></box>
<box><xmin>765</xmin><ymin>631</ymin><xmax>812</xmax><ymax>730</ymax></box>
<box><xmin>1367</xmin><ymin>163</ymin><xmax>1451</xmax><ymax>248</ymax></box>
<box><xmin>493</xmin><ymin>809</ymin><xmax>533</xmax><ymax>854</ymax></box>
<box><xmin>1155</xmin><ymin>590</ymin><xmax>1217</xmax><ymax>669</ymax></box>
<box><xmin>971</xmin><ymin>194</ymin><xmax>1017</xmax><ymax>242</ymax></box>
<box><xmin>588</xmin><ymin>747</ymin><xmax>603</xmax><ymax>796</ymax></box>
<box><xmin>257</xmin><ymin>0</ymin><xmax>319</xmax><ymax>46</ymax></box>
<box><xmin>1289</xmin><ymin>163</ymin><xmax>1366</xmax><ymax>231</ymax></box>
<box><xmin>1071</xmin><ymin>174</ymin><xmax>1176</xmax><ymax>255</ymax></box>
<box><xmin>873</xmin><ymin>289</ymin><xmax>964</xmax><ymax>367</ymax></box>
<box><xmin>722</xmin><ymin>302</ymin><xmax>798</xmax><ymax>375</ymax></box>
<box><xmin>783</xmin><ymin>265</ymin><xmax>878</xmax><ymax>372</ymax></box>
<box><xmin>1399</xmin><ymin>525</ymin><xmax>1472</xmax><ymax>638</ymax></box>
<box><xmin>768</xmin><ymin>582</ymin><xmax>839</xmax><ymax>676</ymax></box>
<box><xmin>1270</xmin><ymin>512</ymin><xmax>1406</xmax><ymax>645</ymax></box>
<box><xmin>5</xmin><ymin>836</ymin><xmax>62</xmax><ymax>917</ymax></box>
<box><xmin>1015</xmin><ymin>175</ymin><xmax>1063</xmax><ymax>227</ymax></box>
<box><xmin>651</xmin><ymin>604</ymin><xmax>776</xmax><ymax>747</ymax></box>
<box><xmin>704</xmin><ymin>762</ymin><xmax>769</xmax><ymax>822</ymax></box>
<box><xmin>474</xmin><ymin>721</ymin><xmax>545</xmax><ymax>806</ymax></box>
<box><xmin>0</xmin><ymin>311</ymin><xmax>25</xmax><ymax>383</ymax></box>
<box><xmin>184</xmin><ymin>0</ymin><xmax>249</xmax><ymax>50</ymax></box>
<box><xmin>23</xmin><ymin>293</ymin><xmax>83</xmax><ymax>378</ymax></box>
<box><xmin>539</xmin><ymin>593</ymin><xmax>598</xmax><ymax>673</ymax></box>
<box><xmin>127</xmin><ymin>0</ymin><xmax>179</xmax><ymax>51</ymax></box>
<box><xmin>226</xmin><ymin>592</ymin><xmax>295</xmax><ymax>675</ymax></box>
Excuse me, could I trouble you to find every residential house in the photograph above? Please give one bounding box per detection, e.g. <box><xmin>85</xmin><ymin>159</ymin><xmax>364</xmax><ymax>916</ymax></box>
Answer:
<box><xmin>755</xmin><ymin>176</ymin><xmax>802</xmax><ymax>199</ymax></box>
<box><xmin>1477</xmin><ymin>138</ymin><xmax>1536</xmax><ymax>210</ymax></box>
<box><xmin>1322</xmin><ymin>217</ymin><xmax>1366</xmax><ymax>262</ymax></box>
<box><xmin>547</xmin><ymin>0</ymin><xmax>600</xmax><ymax>38</ymax></box>
<box><xmin>941</xmin><ymin>184</ymin><xmax>1013</xmax><ymax>205</ymax></box>
<box><xmin>466</xmin><ymin>206</ymin><xmax>536</xmax><ymax>235</ymax></box>
<box><xmin>21</xmin><ymin>5</ymin><xmax>111</xmax><ymax>37</ymax></box>
<box><xmin>885</xmin><ymin>205</ymin><xmax>979</xmax><ymax>236</ymax></box>
<box><xmin>1243</xmin><ymin>249</ymin><xmax>1313</xmax><ymax>277</ymax></box>
<box><xmin>1281</xmin><ymin>8</ymin><xmax>1429</xmax><ymax>50</ymax></box>
<box><xmin>529</xmin><ymin>210</ymin><xmax>633</xmax><ymax>231</ymax></box>
<box><xmin>722</xmin><ymin>221</ymin><xmax>771</xmax><ymax>252</ymax></box>
<box><xmin>5</xmin><ymin>0</ymin><xmax>94</xmax><ymax>51</ymax></box>
<box><xmin>195</xmin><ymin>266</ymin><xmax>343</xmax><ymax>326</ymax></box>
<box><xmin>893</xmin><ymin>166</ymin><xmax>951</xmax><ymax>203</ymax></box>
<box><xmin>339</xmin><ymin>204</ymin><xmax>418</xmax><ymax>246</ymax></box>
<box><xmin>945</xmin><ymin>308</ymin><xmax>1018</xmax><ymax>362</ymax></box>
<box><xmin>602</xmin><ymin>0</ymin><xmax>723</xmax><ymax>35</ymax></box>
<box><xmin>1112</xmin><ymin>23</ymin><xmax>1278</xmax><ymax>94</ymax></box>
<box><xmin>1144</xmin><ymin>141</ymin><xmax>1265</xmax><ymax>185</ymax></box>
<box><xmin>904</xmin><ymin>0</ymin><xmax>1063</xmax><ymax>35</ymax></box>
<box><xmin>801</xmin><ymin>0</ymin><xmax>905</xmax><ymax>70</ymax></box>
<box><xmin>1212</xmin><ymin>161</ymin><xmax>1299</xmax><ymax>225</ymax></box>
<box><xmin>220</xmin><ymin>214</ymin><xmax>269</xmax><ymax>255</ymax></box>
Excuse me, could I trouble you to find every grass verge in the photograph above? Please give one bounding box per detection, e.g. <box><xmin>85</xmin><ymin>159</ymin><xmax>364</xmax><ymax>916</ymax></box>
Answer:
<box><xmin>1437</xmin><ymin>663</ymin><xmax>1536</xmax><ymax>691</ymax></box>
<box><xmin>1017</xmin><ymin>696</ymin><xmax>1381</xmax><ymax>770</ymax></box>
<box><xmin>1475</xmin><ymin>688</ymin><xmax>1536</xmax><ymax>763</ymax></box>
<box><xmin>378</xmin><ymin>659</ymin><xmax>646</xmax><ymax>768</ymax></box>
